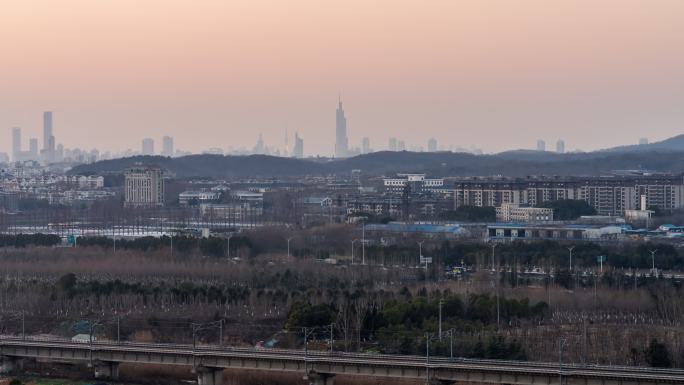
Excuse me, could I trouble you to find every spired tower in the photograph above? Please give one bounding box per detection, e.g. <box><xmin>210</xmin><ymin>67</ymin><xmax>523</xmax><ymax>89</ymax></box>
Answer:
<box><xmin>335</xmin><ymin>97</ymin><xmax>348</xmax><ymax>158</ymax></box>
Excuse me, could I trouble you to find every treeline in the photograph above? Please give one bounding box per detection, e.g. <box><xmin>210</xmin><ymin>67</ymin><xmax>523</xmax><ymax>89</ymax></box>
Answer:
<box><xmin>285</xmin><ymin>293</ymin><xmax>548</xmax><ymax>358</ymax></box>
<box><xmin>0</xmin><ymin>234</ymin><xmax>61</xmax><ymax>248</ymax></box>
<box><xmin>75</xmin><ymin>235</ymin><xmax>254</xmax><ymax>258</ymax></box>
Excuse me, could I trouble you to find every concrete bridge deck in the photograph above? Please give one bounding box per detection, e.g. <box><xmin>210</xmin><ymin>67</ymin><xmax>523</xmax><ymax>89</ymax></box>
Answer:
<box><xmin>1</xmin><ymin>337</ymin><xmax>683</xmax><ymax>385</ymax></box>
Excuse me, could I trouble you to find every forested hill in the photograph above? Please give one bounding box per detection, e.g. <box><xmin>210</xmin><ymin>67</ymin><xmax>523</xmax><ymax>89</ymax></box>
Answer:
<box><xmin>69</xmin><ymin>150</ymin><xmax>684</xmax><ymax>178</ymax></box>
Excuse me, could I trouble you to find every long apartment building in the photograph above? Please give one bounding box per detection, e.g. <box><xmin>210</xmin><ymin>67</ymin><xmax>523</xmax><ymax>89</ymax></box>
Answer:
<box><xmin>454</xmin><ymin>175</ymin><xmax>684</xmax><ymax>216</ymax></box>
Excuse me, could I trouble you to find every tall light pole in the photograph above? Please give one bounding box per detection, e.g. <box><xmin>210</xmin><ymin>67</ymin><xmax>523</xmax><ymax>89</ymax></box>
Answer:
<box><xmin>351</xmin><ymin>239</ymin><xmax>359</xmax><ymax>265</ymax></box>
<box><xmin>649</xmin><ymin>249</ymin><xmax>657</xmax><ymax>275</ymax></box>
<box><xmin>418</xmin><ymin>241</ymin><xmax>425</xmax><ymax>267</ymax></box>
<box><xmin>286</xmin><ymin>237</ymin><xmax>294</xmax><ymax>258</ymax></box>
<box><xmin>567</xmin><ymin>246</ymin><xmax>575</xmax><ymax>272</ymax></box>
<box><xmin>226</xmin><ymin>234</ymin><xmax>233</xmax><ymax>259</ymax></box>
<box><xmin>361</xmin><ymin>219</ymin><xmax>366</xmax><ymax>265</ymax></box>
<box><xmin>491</xmin><ymin>243</ymin><xmax>500</xmax><ymax>329</ymax></box>
<box><xmin>438</xmin><ymin>299</ymin><xmax>443</xmax><ymax>340</ymax></box>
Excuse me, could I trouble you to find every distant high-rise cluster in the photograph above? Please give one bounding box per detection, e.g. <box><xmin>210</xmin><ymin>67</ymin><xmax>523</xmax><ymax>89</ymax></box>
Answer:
<box><xmin>536</xmin><ymin>139</ymin><xmax>546</xmax><ymax>152</ymax></box>
<box><xmin>361</xmin><ymin>137</ymin><xmax>370</xmax><ymax>154</ymax></box>
<box><xmin>335</xmin><ymin>98</ymin><xmax>348</xmax><ymax>158</ymax></box>
<box><xmin>639</xmin><ymin>138</ymin><xmax>649</xmax><ymax>145</ymax></box>
<box><xmin>162</xmin><ymin>136</ymin><xmax>174</xmax><ymax>157</ymax></box>
<box><xmin>10</xmin><ymin>111</ymin><xmax>62</xmax><ymax>163</ymax></box>
<box><xmin>292</xmin><ymin>132</ymin><xmax>304</xmax><ymax>158</ymax></box>
<box><xmin>428</xmin><ymin>138</ymin><xmax>438</xmax><ymax>152</ymax></box>
<box><xmin>556</xmin><ymin>139</ymin><xmax>565</xmax><ymax>154</ymax></box>
<box><xmin>142</xmin><ymin>138</ymin><xmax>155</xmax><ymax>155</ymax></box>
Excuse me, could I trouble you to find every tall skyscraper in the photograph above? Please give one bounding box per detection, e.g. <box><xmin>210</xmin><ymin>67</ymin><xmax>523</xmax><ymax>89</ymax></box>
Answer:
<box><xmin>142</xmin><ymin>138</ymin><xmax>155</xmax><ymax>155</ymax></box>
<box><xmin>639</xmin><ymin>138</ymin><xmax>649</xmax><ymax>145</ymax></box>
<box><xmin>389</xmin><ymin>137</ymin><xmax>397</xmax><ymax>151</ymax></box>
<box><xmin>29</xmin><ymin>138</ymin><xmax>38</xmax><ymax>159</ymax></box>
<box><xmin>11</xmin><ymin>127</ymin><xmax>21</xmax><ymax>162</ymax></box>
<box><xmin>40</xmin><ymin>111</ymin><xmax>56</xmax><ymax>162</ymax></box>
<box><xmin>362</xmin><ymin>137</ymin><xmax>370</xmax><ymax>154</ymax></box>
<box><xmin>335</xmin><ymin>98</ymin><xmax>348</xmax><ymax>158</ymax></box>
<box><xmin>556</xmin><ymin>139</ymin><xmax>565</xmax><ymax>154</ymax></box>
<box><xmin>536</xmin><ymin>139</ymin><xmax>546</xmax><ymax>152</ymax></box>
<box><xmin>42</xmin><ymin>111</ymin><xmax>52</xmax><ymax>152</ymax></box>
<box><xmin>162</xmin><ymin>136</ymin><xmax>174</xmax><ymax>157</ymax></box>
<box><xmin>428</xmin><ymin>138</ymin><xmax>438</xmax><ymax>152</ymax></box>
<box><xmin>397</xmin><ymin>140</ymin><xmax>406</xmax><ymax>151</ymax></box>
<box><xmin>292</xmin><ymin>132</ymin><xmax>304</xmax><ymax>158</ymax></box>
<box><xmin>254</xmin><ymin>134</ymin><xmax>265</xmax><ymax>154</ymax></box>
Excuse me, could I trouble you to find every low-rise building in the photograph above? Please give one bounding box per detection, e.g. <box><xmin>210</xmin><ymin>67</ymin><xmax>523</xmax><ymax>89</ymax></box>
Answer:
<box><xmin>487</xmin><ymin>223</ymin><xmax>627</xmax><ymax>241</ymax></box>
<box><xmin>495</xmin><ymin>203</ymin><xmax>554</xmax><ymax>223</ymax></box>
<box><xmin>179</xmin><ymin>190</ymin><xmax>221</xmax><ymax>206</ymax></box>
<box><xmin>383</xmin><ymin>174</ymin><xmax>444</xmax><ymax>194</ymax></box>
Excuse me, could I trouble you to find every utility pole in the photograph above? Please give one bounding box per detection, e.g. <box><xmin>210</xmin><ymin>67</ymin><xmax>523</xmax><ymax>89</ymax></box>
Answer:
<box><xmin>582</xmin><ymin>315</ymin><xmax>588</xmax><ymax>366</ymax></box>
<box><xmin>329</xmin><ymin>323</ymin><xmax>334</xmax><ymax>354</ymax></box>
<box><xmin>351</xmin><ymin>239</ymin><xmax>358</xmax><ymax>265</ymax></box>
<box><xmin>21</xmin><ymin>311</ymin><xmax>25</xmax><ymax>340</ymax></box>
<box><xmin>117</xmin><ymin>316</ymin><xmax>121</xmax><ymax>344</ymax></box>
<box><xmin>649</xmin><ymin>249</ymin><xmax>657</xmax><ymax>275</ymax></box>
<box><xmin>303</xmin><ymin>327</ymin><xmax>315</xmax><ymax>376</ymax></box>
<box><xmin>425</xmin><ymin>332</ymin><xmax>430</xmax><ymax>385</ymax></box>
<box><xmin>362</xmin><ymin>219</ymin><xmax>366</xmax><ymax>265</ymax></box>
<box><xmin>219</xmin><ymin>319</ymin><xmax>224</xmax><ymax>347</ymax></box>
<box><xmin>170</xmin><ymin>234</ymin><xmax>173</xmax><ymax>257</ymax></box>
<box><xmin>559</xmin><ymin>338</ymin><xmax>566</xmax><ymax>385</ymax></box>
<box><xmin>449</xmin><ymin>329</ymin><xmax>454</xmax><ymax>361</ymax></box>
<box><xmin>438</xmin><ymin>299</ymin><xmax>443</xmax><ymax>340</ymax></box>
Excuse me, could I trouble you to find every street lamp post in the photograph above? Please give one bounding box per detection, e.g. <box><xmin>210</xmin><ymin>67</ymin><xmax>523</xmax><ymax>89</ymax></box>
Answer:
<box><xmin>418</xmin><ymin>241</ymin><xmax>425</xmax><ymax>268</ymax></box>
<box><xmin>226</xmin><ymin>234</ymin><xmax>233</xmax><ymax>259</ymax></box>
<box><xmin>491</xmin><ymin>243</ymin><xmax>500</xmax><ymax>329</ymax></box>
<box><xmin>361</xmin><ymin>219</ymin><xmax>366</xmax><ymax>265</ymax></box>
<box><xmin>351</xmin><ymin>239</ymin><xmax>359</xmax><ymax>265</ymax></box>
<box><xmin>649</xmin><ymin>249</ymin><xmax>657</xmax><ymax>275</ymax></box>
<box><xmin>568</xmin><ymin>246</ymin><xmax>575</xmax><ymax>272</ymax></box>
<box><xmin>438</xmin><ymin>299</ymin><xmax>443</xmax><ymax>340</ymax></box>
<box><xmin>286</xmin><ymin>237</ymin><xmax>294</xmax><ymax>258</ymax></box>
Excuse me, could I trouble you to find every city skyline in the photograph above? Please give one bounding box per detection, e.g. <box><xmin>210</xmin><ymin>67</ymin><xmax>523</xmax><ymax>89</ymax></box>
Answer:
<box><xmin>2</xmin><ymin>0</ymin><xmax>684</xmax><ymax>156</ymax></box>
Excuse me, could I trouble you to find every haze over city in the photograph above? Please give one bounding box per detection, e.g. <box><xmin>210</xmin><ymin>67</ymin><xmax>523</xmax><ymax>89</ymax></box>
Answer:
<box><xmin>2</xmin><ymin>0</ymin><xmax>684</xmax><ymax>156</ymax></box>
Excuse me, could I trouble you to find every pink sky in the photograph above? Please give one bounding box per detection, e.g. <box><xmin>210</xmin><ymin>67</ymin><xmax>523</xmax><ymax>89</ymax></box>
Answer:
<box><xmin>1</xmin><ymin>0</ymin><xmax>684</xmax><ymax>155</ymax></box>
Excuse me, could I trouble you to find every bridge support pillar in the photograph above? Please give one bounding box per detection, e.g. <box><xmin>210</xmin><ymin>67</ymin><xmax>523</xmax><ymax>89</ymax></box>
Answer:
<box><xmin>94</xmin><ymin>361</ymin><xmax>120</xmax><ymax>380</ymax></box>
<box><xmin>197</xmin><ymin>366</ymin><xmax>224</xmax><ymax>385</ymax></box>
<box><xmin>0</xmin><ymin>356</ymin><xmax>22</xmax><ymax>374</ymax></box>
<box><xmin>306</xmin><ymin>372</ymin><xmax>335</xmax><ymax>385</ymax></box>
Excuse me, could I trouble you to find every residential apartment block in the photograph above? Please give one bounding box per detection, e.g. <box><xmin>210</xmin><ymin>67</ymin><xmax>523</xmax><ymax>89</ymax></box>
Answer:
<box><xmin>455</xmin><ymin>175</ymin><xmax>684</xmax><ymax>216</ymax></box>
<box><xmin>124</xmin><ymin>165</ymin><xmax>165</xmax><ymax>208</ymax></box>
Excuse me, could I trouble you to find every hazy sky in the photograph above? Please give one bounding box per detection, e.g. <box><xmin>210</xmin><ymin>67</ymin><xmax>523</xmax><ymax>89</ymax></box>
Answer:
<box><xmin>2</xmin><ymin>0</ymin><xmax>684</xmax><ymax>156</ymax></box>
